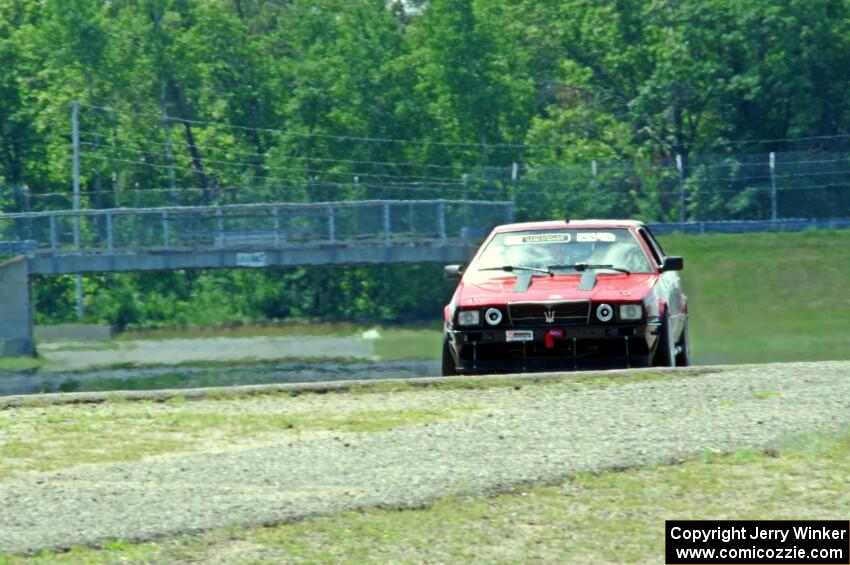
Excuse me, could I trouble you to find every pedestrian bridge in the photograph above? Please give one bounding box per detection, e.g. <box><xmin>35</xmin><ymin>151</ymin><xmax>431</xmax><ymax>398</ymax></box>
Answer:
<box><xmin>0</xmin><ymin>199</ymin><xmax>513</xmax><ymax>356</ymax></box>
<box><xmin>1</xmin><ymin>199</ymin><xmax>513</xmax><ymax>275</ymax></box>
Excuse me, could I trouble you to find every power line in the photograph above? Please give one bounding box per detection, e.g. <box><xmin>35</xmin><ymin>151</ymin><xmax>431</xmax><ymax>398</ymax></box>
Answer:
<box><xmin>16</xmin><ymin>183</ymin><xmax>502</xmax><ymax>201</ymax></box>
<box><xmin>7</xmin><ymin>175</ymin><xmax>850</xmax><ymax>218</ymax></box>
<box><xmin>774</xmin><ymin>168</ymin><xmax>850</xmax><ymax>181</ymax></box>
<box><xmin>80</xmin><ymin>151</ymin><xmax>643</xmax><ymax>190</ymax></box>
<box><xmin>709</xmin><ymin>133</ymin><xmax>850</xmax><ymax>148</ymax></box>
<box><xmin>79</xmin><ymin>141</ymin><xmax>466</xmax><ymax>183</ymax></box>
<box><xmin>82</xmin><ymin>127</ymin><xmax>850</xmax><ymax>176</ymax></box>
<box><xmin>90</xmin><ymin>136</ymin><xmax>848</xmax><ymax>185</ymax></box>
<box><xmin>77</xmin><ymin>125</ymin><xmax>850</xmax><ymax>181</ymax></box>
<box><xmin>77</xmin><ymin>102</ymin><xmax>539</xmax><ymax>150</ymax></box>
<box><xmin>81</xmin><ymin>154</ymin><xmax>467</xmax><ymax>188</ymax></box>
<box><xmin>72</xmin><ymin>152</ymin><xmax>850</xmax><ymax>196</ymax></box>
<box><xmin>82</xmin><ymin>153</ymin><xmax>466</xmax><ymax>186</ymax></box>
<box><xmin>78</xmin><ymin>130</ymin><xmax>465</xmax><ymax>171</ymax></box>
<box><xmin>15</xmin><ymin>181</ymin><xmax>850</xmax><ymax>212</ymax></box>
<box><xmin>76</xmin><ymin>102</ymin><xmax>850</xmax><ymax>152</ymax></box>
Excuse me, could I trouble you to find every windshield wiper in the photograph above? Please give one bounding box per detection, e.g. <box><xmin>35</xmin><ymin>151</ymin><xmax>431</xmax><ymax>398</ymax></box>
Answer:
<box><xmin>548</xmin><ymin>263</ymin><xmax>631</xmax><ymax>275</ymax></box>
<box><xmin>479</xmin><ymin>265</ymin><xmax>553</xmax><ymax>276</ymax></box>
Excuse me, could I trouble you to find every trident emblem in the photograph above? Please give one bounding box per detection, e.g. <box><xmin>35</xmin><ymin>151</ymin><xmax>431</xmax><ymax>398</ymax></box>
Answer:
<box><xmin>543</xmin><ymin>309</ymin><xmax>556</xmax><ymax>323</ymax></box>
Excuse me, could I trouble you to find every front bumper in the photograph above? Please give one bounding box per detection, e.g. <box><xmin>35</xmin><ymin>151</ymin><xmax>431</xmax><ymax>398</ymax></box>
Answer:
<box><xmin>447</xmin><ymin>322</ymin><xmax>662</xmax><ymax>373</ymax></box>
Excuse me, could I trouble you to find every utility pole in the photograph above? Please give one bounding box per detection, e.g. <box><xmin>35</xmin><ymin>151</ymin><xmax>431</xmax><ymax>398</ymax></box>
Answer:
<box><xmin>676</xmin><ymin>154</ymin><xmax>686</xmax><ymax>223</ymax></box>
<box><xmin>72</xmin><ymin>101</ymin><xmax>81</xmax><ymax>211</ymax></box>
<box><xmin>769</xmin><ymin>152</ymin><xmax>778</xmax><ymax>222</ymax></box>
<box><xmin>591</xmin><ymin>160</ymin><xmax>598</xmax><ymax>215</ymax></box>
<box><xmin>161</xmin><ymin>81</ymin><xmax>178</xmax><ymax>204</ymax></box>
<box><xmin>462</xmin><ymin>172</ymin><xmax>470</xmax><ymax>228</ymax></box>
<box><xmin>72</xmin><ymin>100</ymin><xmax>84</xmax><ymax>319</ymax></box>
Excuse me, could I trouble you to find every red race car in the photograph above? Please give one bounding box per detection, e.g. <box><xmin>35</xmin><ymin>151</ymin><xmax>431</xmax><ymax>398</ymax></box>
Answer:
<box><xmin>442</xmin><ymin>219</ymin><xmax>689</xmax><ymax>375</ymax></box>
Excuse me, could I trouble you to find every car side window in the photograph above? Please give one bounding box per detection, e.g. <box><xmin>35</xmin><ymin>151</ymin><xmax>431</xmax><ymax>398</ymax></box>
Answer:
<box><xmin>637</xmin><ymin>228</ymin><xmax>663</xmax><ymax>266</ymax></box>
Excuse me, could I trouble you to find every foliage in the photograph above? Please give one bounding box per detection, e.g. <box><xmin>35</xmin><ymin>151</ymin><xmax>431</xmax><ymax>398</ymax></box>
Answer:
<box><xmin>2</xmin><ymin>0</ymin><xmax>850</xmax><ymax>328</ymax></box>
<box><xmin>33</xmin><ymin>264</ymin><xmax>455</xmax><ymax>330</ymax></box>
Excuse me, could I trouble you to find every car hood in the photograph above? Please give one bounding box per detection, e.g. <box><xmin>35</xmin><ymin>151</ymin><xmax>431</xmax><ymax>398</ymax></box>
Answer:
<box><xmin>457</xmin><ymin>273</ymin><xmax>658</xmax><ymax>306</ymax></box>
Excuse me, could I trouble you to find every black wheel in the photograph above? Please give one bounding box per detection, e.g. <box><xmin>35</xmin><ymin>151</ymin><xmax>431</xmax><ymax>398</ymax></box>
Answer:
<box><xmin>441</xmin><ymin>336</ymin><xmax>458</xmax><ymax>376</ymax></box>
<box><xmin>675</xmin><ymin>319</ymin><xmax>691</xmax><ymax>367</ymax></box>
<box><xmin>653</xmin><ymin>314</ymin><xmax>677</xmax><ymax>367</ymax></box>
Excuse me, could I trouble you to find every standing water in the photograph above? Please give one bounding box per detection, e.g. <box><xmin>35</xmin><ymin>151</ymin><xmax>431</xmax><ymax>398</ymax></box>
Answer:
<box><xmin>0</xmin><ymin>331</ymin><xmax>442</xmax><ymax>397</ymax></box>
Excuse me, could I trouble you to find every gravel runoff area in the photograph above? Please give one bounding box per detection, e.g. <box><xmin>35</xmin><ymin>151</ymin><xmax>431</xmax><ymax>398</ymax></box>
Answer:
<box><xmin>2</xmin><ymin>361</ymin><xmax>850</xmax><ymax>554</ymax></box>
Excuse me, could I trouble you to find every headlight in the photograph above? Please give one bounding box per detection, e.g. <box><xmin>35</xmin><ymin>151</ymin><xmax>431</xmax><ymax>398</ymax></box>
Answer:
<box><xmin>596</xmin><ymin>303</ymin><xmax>614</xmax><ymax>322</ymax></box>
<box><xmin>457</xmin><ymin>310</ymin><xmax>480</xmax><ymax>326</ymax></box>
<box><xmin>619</xmin><ymin>304</ymin><xmax>643</xmax><ymax>320</ymax></box>
<box><xmin>484</xmin><ymin>307</ymin><xmax>503</xmax><ymax>326</ymax></box>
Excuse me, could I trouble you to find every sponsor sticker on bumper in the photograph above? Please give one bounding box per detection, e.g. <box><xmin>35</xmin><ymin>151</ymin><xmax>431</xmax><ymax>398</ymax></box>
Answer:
<box><xmin>506</xmin><ymin>330</ymin><xmax>534</xmax><ymax>342</ymax></box>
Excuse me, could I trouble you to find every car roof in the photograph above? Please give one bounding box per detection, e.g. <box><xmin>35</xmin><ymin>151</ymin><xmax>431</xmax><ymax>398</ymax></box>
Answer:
<box><xmin>491</xmin><ymin>219</ymin><xmax>645</xmax><ymax>233</ymax></box>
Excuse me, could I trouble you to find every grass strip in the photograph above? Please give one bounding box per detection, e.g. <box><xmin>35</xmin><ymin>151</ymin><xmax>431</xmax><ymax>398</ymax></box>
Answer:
<box><xmin>4</xmin><ymin>426</ymin><xmax>846</xmax><ymax>564</ymax></box>
<box><xmin>0</xmin><ymin>366</ymin><xmax>715</xmax><ymax>410</ymax></box>
<box><xmin>0</xmin><ymin>404</ymin><xmax>463</xmax><ymax>479</ymax></box>
<box><xmin>0</xmin><ymin>368</ymin><xmax>706</xmax><ymax>478</ymax></box>
<box><xmin>0</xmin><ymin>358</ymin><xmax>44</xmax><ymax>372</ymax></box>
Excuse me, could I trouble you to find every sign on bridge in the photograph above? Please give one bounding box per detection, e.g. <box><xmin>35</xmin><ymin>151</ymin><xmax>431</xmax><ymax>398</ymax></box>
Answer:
<box><xmin>236</xmin><ymin>252</ymin><xmax>268</xmax><ymax>268</ymax></box>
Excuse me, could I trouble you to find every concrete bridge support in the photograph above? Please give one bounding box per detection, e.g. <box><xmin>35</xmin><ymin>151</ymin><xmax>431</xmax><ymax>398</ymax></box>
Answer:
<box><xmin>0</xmin><ymin>257</ymin><xmax>35</xmax><ymax>357</ymax></box>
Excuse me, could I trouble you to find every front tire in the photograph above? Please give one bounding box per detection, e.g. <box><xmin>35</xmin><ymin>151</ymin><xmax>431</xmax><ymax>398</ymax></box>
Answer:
<box><xmin>441</xmin><ymin>336</ymin><xmax>458</xmax><ymax>376</ymax></box>
<box><xmin>653</xmin><ymin>314</ymin><xmax>677</xmax><ymax>367</ymax></box>
<box><xmin>675</xmin><ymin>320</ymin><xmax>691</xmax><ymax>367</ymax></box>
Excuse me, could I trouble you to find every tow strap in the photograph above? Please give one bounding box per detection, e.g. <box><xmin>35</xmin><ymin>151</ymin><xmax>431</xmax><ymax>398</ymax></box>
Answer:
<box><xmin>544</xmin><ymin>329</ymin><xmax>564</xmax><ymax>349</ymax></box>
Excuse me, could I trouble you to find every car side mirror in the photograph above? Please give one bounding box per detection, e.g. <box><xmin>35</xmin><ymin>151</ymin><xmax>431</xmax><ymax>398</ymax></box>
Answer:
<box><xmin>444</xmin><ymin>264</ymin><xmax>464</xmax><ymax>280</ymax></box>
<box><xmin>661</xmin><ymin>256</ymin><xmax>684</xmax><ymax>272</ymax></box>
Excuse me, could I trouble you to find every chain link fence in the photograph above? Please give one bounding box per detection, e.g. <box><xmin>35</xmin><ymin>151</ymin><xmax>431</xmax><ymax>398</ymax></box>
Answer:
<box><xmin>467</xmin><ymin>150</ymin><xmax>850</xmax><ymax>222</ymax></box>
<box><xmin>2</xmin><ymin>147</ymin><xmax>849</xmax><ymax>224</ymax></box>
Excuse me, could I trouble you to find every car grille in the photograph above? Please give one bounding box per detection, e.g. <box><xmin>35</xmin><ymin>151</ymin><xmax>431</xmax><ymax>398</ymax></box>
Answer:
<box><xmin>508</xmin><ymin>300</ymin><xmax>591</xmax><ymax>327</ymax></box>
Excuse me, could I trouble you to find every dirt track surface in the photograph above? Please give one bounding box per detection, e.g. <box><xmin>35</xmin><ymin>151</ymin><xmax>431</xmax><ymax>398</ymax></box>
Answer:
<box><xmin>2</xmin><ymin>361</ymin><xmax>849</xmax><ymax>554</ymax></box>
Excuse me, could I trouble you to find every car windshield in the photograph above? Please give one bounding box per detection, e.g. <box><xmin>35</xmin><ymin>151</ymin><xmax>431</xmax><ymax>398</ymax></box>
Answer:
<box><xmin>470</xmin><ymin>228</ymin><xmax>654</xmax><ymax>278</ymax></box>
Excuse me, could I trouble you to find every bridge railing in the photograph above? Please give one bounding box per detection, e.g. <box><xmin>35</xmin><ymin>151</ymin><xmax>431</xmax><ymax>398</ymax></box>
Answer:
<box><xmin>0</xmin><ymin>200</ymin><xmax>515</xmax><ymax>255</ymax></box>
